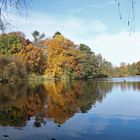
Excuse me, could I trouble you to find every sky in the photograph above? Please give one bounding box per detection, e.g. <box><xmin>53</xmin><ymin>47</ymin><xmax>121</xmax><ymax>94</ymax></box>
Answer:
<box><xmin>5</xmin><ymin>0</ymin><xmax>140</xmax><ymax>66</ymax></box>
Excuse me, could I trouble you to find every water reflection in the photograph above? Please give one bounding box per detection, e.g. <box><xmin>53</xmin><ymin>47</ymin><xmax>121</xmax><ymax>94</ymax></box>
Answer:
<box><xmin>0</xmin><ymin>80</ymin><xmax>140</xmax><ymax>127</ymax></box>
<box><xmin>113</xmin><ymin>82</ymin><xmax>140</xmax><ymax>91</ymax></box>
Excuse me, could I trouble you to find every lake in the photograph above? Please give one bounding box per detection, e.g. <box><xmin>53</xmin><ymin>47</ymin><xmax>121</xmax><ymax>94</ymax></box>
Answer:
<box><xmin>0</xmin><ymin>76</ymin><xmax>140</xmax><ymax>140</ymax></box>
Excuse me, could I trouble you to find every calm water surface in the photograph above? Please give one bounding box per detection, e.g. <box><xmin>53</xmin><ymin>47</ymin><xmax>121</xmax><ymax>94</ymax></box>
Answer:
<box><xmin>0</xmin><ymin>76</ymin><xmax>140</xmax><ymax>140</ymax></box>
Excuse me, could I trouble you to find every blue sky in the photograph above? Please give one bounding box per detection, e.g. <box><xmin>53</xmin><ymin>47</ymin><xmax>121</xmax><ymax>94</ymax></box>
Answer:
<box><xmin>6</xmin><ymin>0</ymin><xmax>140</xmax><ymax>66</ymax></box>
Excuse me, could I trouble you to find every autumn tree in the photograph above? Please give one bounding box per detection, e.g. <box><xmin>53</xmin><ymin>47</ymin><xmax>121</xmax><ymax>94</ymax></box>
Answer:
<box><xmin>112</xmin><ymin>60</ymin><xmax>140</xmax><ymax>77</ymax></box>
<box><xmin>0</xmin><ymin>55</ymin><xmax>27</xmax><ymax>81</ymax></box>
<box><xmin>136</xmin><ymin>61</ymin><xmax>140</xmax><ymax>75</ymax></box>
<box><xmin>17</xmin><ymin>44</ymin><xmax>46</xmax><ymax>74</ymax></box>
<box><xmin>45</xmin><ymin>34</ymin><xmax>81</xmax><ymax>79</ymax></box>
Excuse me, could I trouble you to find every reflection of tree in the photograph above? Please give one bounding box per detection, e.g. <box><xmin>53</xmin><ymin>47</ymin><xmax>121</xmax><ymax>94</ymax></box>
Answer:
<box><xmin>3</xmin><ymin>80</ymin><xmax>137</xmax><ymax>127</ymax></box>
<box><xmin>33</xmin><ymin>112</ymin><xmax>46</xmax><ymax>128</ymax></box>
<box><xmin>44</xmin><ymin>80</ymin><xmax>113</xmax><ymax>123</ymax></box>
<box><xmin>0</xmin><ymin>106</ymin><xmax>26</xmax><ymax>127</ymax></box>
<box><xmin>44</xmin><ymin>81</ymin><xmax>78</xmax><ymax>124</ymax></box>
<box><xmin>96</xmin><ymin>81</ymin><xmax>113</xmax><ymax>102</ymax></box>
<box><xmin>0</xmin><ymin>83</ymin><xmax>47</xmax><ymax>127</ymax></box>
<box><xmin>0</xmin><ymin>84</ymin><xmax>28</xmax><ymax>107</ymax></box>
<box><xmin>74</xmin><ymin>80</ymin><xmax>113</xmax><ymax>113</ymax></box>
<box><xmin>0</xmin><ymin>80</ymin><xmax>114</xmax><ymax>126</ymax></box>
<box><xmin>132</xmin><ymin>82</ymin><xmax>140</xmax><ymax>91</ymax></box>
<box><xmin>113</xmin><ymin>82</ymin><xmax>140</xmax><ymax>91</ymax></box>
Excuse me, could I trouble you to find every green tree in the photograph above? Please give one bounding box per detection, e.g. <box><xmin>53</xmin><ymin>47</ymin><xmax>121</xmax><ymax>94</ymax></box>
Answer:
<box><xmin>78</xmin><ymin>44</ymin><xmax>97</xmax><ymax>78</ymax></box>
<box><xmin>53</xmin><ymin>31</ymin><xmax>62</xmax><ymax>38</ymax></box>
<box><xmin>79</xmin><ymin>44</ymin><xmax>92</xmax><ymax>54</ymax></box>
<box><xmin>0</xmin><ymin>32</ymin><xmax>27</xmax><ymax>55</ymax></box>
<box><xmin>32</xmin><ymin>31</ymin><xmax>45</xmax><ymax>48</ymax></box>
<box><xmin>136</xmin><ymin>61</ymin><xmax>140</xmax><ymax>75</ymax></box>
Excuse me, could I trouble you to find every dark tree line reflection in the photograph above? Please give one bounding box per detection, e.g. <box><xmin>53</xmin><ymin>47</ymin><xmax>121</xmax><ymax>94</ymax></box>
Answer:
<box><xmin>0</xmin><ymin>80</ymin><xmax>139</xmax><ymax>127</ymax></box>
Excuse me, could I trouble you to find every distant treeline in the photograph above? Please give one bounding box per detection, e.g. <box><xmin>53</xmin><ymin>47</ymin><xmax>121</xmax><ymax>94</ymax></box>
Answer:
<box><xmin>113</xmin><ymin>62</ymin><xmax>140</xmax><ymax>77</ymax></box>
<box><xmin>0</xmin><ymin>31</ymin><xmax>139</xmax><ymax>81</ymax></box>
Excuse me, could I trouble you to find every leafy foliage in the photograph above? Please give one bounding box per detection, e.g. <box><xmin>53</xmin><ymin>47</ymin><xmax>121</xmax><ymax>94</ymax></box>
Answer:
<box><xmin>0</xmin><ymin>106</ymin><xmax>26</xmax><ymax>127</ymax></box>
<box><xmin>45</xmin><ymin>34</ymin><xmax>81</xmax><ymax>79</ymax></box>
<box><xmin>17</xmin><ymin>44</ymin><xmax>46</xmax><ymax>74</ymax></box>
<box><xmin>44</xmin><ymin>35</ymin><xmax>114</xmax><ymax>79</ymax></box>
<box><xmin>0</xmin><ymin>32</ymin><xmax>28</xmax><ymax>55</ymax></box>
<box><xmin>0</xmin><ymin>31</ymin><xmax>139</xmax><ymax>80</ymax></box>
<box><xmin>32</xmin><ymin>30</ymin><xmax>45</xmax><ymax>47</ymax></box>
<box><xmin>113</xmin><ymin>62</ymin><xmax>140</xmax><ymax>77</ymax></box>
<box><xmin>0</xmin><ymin>55</ymin><xmax>27</xmax><ymax>81</ymax></box>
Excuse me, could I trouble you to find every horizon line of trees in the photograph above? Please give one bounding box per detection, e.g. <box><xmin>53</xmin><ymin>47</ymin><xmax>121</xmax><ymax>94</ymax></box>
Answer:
<box><xmin>0</xmin><ymin>31</ymin><xmax>139</xmax><ymax>82</ymax></box>
<box><xmin>113</xmin><ymin>61</ymin><xmax>140</xmax><ymax>77</ymax></box>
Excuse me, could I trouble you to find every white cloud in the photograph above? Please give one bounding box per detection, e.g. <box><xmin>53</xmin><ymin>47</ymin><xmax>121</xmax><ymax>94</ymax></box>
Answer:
<box><xmin>92</xmin><ymin>32</ymin><xmax>140</xmax><ymax>66</ymax></box>
<box><xmin>5</xmin><ymin>12</ymin><xmax>107</xmax><ymax>39</ymax></box>
<box><xmin>91</xmin><ymin>20</ymin><xmax>108</xmax><ymax>32</ymax></box>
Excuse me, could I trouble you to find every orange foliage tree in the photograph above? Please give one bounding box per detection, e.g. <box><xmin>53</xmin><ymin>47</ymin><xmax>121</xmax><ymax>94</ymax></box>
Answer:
<box><xmin>44</xmin><ymin>35</ymin><xmax>82</xmax><ymax>79</ymax></box>
<box><xmin>17</xmin><ymin>44</ymin><xmax>46</xmax><ymax>74</ymax></box>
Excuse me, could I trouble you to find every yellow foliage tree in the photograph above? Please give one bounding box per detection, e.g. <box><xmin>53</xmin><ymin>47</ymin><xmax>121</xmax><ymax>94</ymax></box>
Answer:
<box><xmin>45</xmin><ymin>35</ymin><xmax>81</xmax><ymax>79</ymax></box>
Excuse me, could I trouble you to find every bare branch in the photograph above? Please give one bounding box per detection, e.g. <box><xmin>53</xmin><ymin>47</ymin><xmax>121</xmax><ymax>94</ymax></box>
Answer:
<box><xmin>0</xmin><ymin>0</ymin><xmax>30</xmax><ymax>32</ymax></box>
<box><xmin>115</xmin><ymin>0</ymin><xmax>136</xmax><ymax>33</ymax></box>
